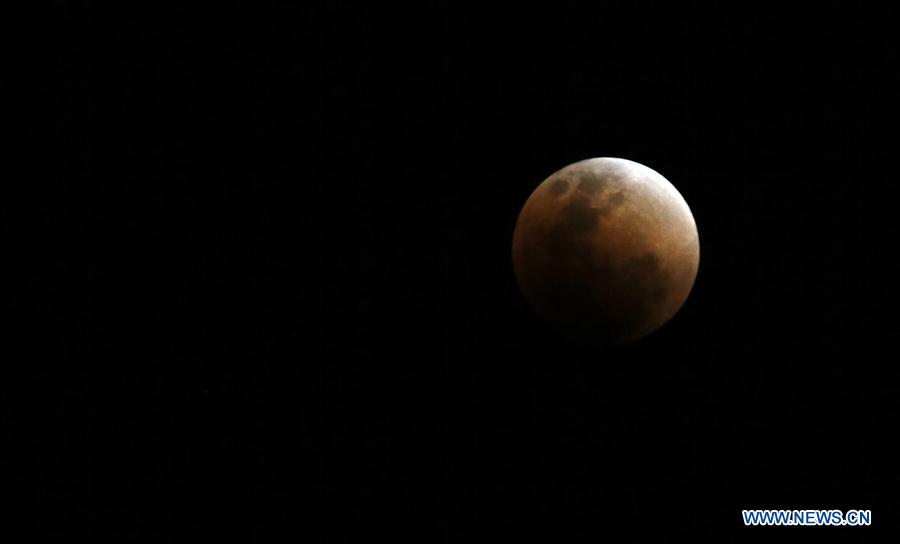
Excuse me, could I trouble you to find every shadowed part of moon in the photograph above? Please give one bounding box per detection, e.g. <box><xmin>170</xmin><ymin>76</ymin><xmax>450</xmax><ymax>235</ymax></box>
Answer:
<box><xmin>513</xmin><ymin>157</ymin><xmax>699</xmax><ymax>344</ymax></box>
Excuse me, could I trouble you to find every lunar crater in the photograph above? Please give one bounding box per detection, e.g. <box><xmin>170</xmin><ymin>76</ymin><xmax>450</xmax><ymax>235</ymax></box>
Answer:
<box><xmin>548</xmin><ymin>178</ymin><xmax>569</xmax><ymax>197</ymax></box>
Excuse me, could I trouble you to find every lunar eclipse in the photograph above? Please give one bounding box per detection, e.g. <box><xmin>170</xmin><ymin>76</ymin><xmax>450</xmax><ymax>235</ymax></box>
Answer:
<box><xmin>512</xmin><ymin>158</ymin><xmax>699</xmax><ymax>344</ymax></box>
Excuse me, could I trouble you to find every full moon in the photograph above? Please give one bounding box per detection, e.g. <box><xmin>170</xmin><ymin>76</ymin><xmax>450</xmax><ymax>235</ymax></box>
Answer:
<box><xmin>512</xmin><ymin>158</ymin><xmax>699</xmax><ymax>343</ymax></box>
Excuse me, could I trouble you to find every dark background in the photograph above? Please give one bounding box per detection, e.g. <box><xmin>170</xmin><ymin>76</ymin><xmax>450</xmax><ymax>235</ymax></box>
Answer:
<box><xmin>25</xmin><ymin>2</ymin><xmax>900</xmax><ymax>542</ymax></box>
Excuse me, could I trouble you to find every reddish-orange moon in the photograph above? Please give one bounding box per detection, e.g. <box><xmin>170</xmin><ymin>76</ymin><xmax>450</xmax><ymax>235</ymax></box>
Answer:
<box><xmin>512</xmin><ymin>158</ymin><xmax>699</xmax><ymax>343</ymax></box>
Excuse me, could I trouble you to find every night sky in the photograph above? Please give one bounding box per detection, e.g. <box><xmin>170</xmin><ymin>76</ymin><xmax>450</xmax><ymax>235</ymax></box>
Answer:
<box><xmin>27</xmin><ymin>3</ymin><xmax>900</xmax><ymax>542</ymax></box>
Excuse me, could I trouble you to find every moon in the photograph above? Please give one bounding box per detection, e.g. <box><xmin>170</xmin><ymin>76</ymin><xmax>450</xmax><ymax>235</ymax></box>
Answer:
<box><xmin>512</xmin><ymin>158</ymin><xmax>699</xmax><ymax>344</ymax></box>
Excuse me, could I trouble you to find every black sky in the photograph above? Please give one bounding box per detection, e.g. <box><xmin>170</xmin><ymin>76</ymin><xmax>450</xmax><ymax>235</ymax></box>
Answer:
<box><xmin>28</xmin><ymin>3</ymin><xmax>900</xmax><ymax>542</ymax></box>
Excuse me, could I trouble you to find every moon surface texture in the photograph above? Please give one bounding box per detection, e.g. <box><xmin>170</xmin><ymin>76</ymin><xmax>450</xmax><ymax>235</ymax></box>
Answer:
<box><xmin>512</xmin><ymin>158</ymin><xmax>699</xmax><ymax>344</ymax></box>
